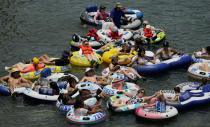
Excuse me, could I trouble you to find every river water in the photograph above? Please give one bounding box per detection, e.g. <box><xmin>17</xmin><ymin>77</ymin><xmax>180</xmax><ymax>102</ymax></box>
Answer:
<box><xmin>0</xmin><ymin>0</ymin><xmax>210</xmax><ymax>126</ymax></box>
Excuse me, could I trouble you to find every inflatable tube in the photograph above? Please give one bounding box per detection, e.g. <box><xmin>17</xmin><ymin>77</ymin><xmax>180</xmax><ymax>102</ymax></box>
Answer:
<box><xmin>56</xmin><ymin>97</ymin><xmax>97</xmax><ymax>112</ymax></box>
<box><xmin>46</xmin><ymin>73</ymin><xmax>79</xmax><ymax>83</ymax></box>
<box><xmin>176</xmin><ymin>82</ymin><xmax>200</xmax><ymax>92</ymax></box>
<box><xmin>102</xmin><ymin>48</ymin><xmax>137</xmax><ymax>65</ymax></box>
<box><xmin>107</xmin><ymin>94</ymin><xmax>146</xmax><ymax>112</ymax></box>
<box><xmin>133</xmin><ymin>54</ymin><xmax>192</xmax><ymax>75</ymax></box>
<box><xmin>135</xmin><ymin>105</ymin><xmax>178</xmax><ymax>120</ymax></box>
<box><xmin>0</xmin><ymin>81</ymin><xmax>25</xmax><ymax>95</ymax></box>
<box><xmin>70</xmin><ymin>33</ymin><xmax>107</xmax><ymax>48</ymax></box>
<box><xmin>76</xmin><ymin>82</ymin><xmax>102</xmax><ymax>91</ymax></box>
<box><xmin>20</xmin><ymin>63</ymin><xmax>71</xmax><ymax>80</ymax></box>
<box><xmin>66</xmin><ymin>107</ymin><xmax>106</xmax><ymax>124</ymax></box>
<box><xmin>192</xmin><ymin>51</ymin><xmax>210</xmax><ymax>63</ymax></box>
<box><xmin>188</xmin><ymin>63</ymin><xmax>210</xmax><ymax>80</ymax></box>
<box><xmin>80</xmin><ymin>5</ymin><xmax>143</xmax><ymax>30</ymax></box>
<box><xmin>102</xmin><ymin>81</ymin><xmax>139</xmax><ymax>96</ymax></box>
<box><xmin>149</xmin><ymin>32</ymin><xmax>166</xmax><ymax>44</ymax></box>
<box><xmin>101</xmin><ymin>67</ymin><xmax>137</xmax><ymax>82</ymax></box>
<box><xmin>97</xmin><ymin>28</ymin><xmax>133</xmax><ymax>42</ymax></box>
<box><xmin>23</xmin><ymin>88</ymin><xmax>59</xmax><ymax>102</ymax></box>
<box><xmin>163</xmin><ymin>89</ymin><xmax>210</xmax><ymax>110</ymax></box>
<box><xmin>70</xmin><ymin>51</ymin><xmax>103</xmax><ymax>67</ymax></box>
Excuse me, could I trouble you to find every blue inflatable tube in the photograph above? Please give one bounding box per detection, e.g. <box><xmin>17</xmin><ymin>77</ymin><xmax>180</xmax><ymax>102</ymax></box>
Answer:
<box><xmin>133</xmin><ymin>54</ymin><xmax>192</xmax><ymax>75</ymax></box>
<box><xmin>0</xmin><ymin>83</ymin><xmax>10</xmax><ymax>95</ymax></box>
<box><xmin>164</xmin><ymin>85</ymin><xmax>210</xmax><ymax>110</ymax></box>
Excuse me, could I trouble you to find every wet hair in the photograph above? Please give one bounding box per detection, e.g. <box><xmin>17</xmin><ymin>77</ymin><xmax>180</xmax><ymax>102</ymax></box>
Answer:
<box><xmin>99</xmin><ymin>5</ymin><xmax>106</xmax><ymax>10</ymax></box>
<box><xmin>74</xmin><ymin>99</ymin><xmax>84</xmax><ymax>109</ymax></box>
<box><xmin>111</xmin><ymin>55</ymin><xmax>119</xmax><ymax>63</ymax></box>
<box><xmin>67</xmin><ymin>76</ymin><xmax>77</xmax><ymax>88</ymax></box>
<box><xmin>138</xmin><ymin>47</ymin><xmax>145</xmax><ymax>57</ymax></box>
<box><xmin>85</xmin><ymin>69</ymin><xmax>94</xmax><ymax>76</ymax></box>
<box><xmin>50</xmin><ymin>82</ymin><xmax>60</xmax><ymax>95</ymax></box>
<box><xmin>174</xmin><ymin>87</ymin><xmax>180</xmax><ymax>93</ymax></box>
<box><xmin>137</xmin><ymin>88</ymin><xmax>146</xmax><ymax>94</ymax></box>
<box><xmin>206</xmin><ymin>46</ymin><xmax>210</xmax><ymax>54</ymax></box>
<box><xmin>163</xmin><ymin>42</ymin><xmax>169</xmax><ymax>47</ymax></box>
<box><xmin>11</xmin><ymin>71</ymin><xmax>20</xmax><ymax>78</ymax></box>
<box><xmin>134</xmin><ymin>38</ymin><xmax>143</xmax><ymax>45</ymax></box>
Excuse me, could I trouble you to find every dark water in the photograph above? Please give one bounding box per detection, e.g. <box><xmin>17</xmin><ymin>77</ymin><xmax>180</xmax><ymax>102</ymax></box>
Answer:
<box><xmin>0</xmin><ymin>0</ymin><xmax>210</xmax><ymax>126</ymax></box>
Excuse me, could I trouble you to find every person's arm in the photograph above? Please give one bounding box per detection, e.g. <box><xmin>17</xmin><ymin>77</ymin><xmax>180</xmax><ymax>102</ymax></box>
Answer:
<box><xmin>166</xmin><ymin>95</ymin><xmax>178</xmax><ymax>101</ymax></box>
<box><xmin>143</xmin><ymin>94</ymin><xmax>157</xmax><ymax>102</ymax></box>
<box><xmin>42</xmin><ymin>61</ymin><xmax>56</xmax><ymax>65</ymax></box>
<box><xmin>171</xmin><ymin>48</ymin><xmax>184</xmax><ymax>55</ymax></box>
<box><xmin>87</xmin><ymin>108</ymin><xmax>103</xmax><ymax>114</ymax></box>
<box><xmin>143</xmin><ymin>103</ymin><xmax>155</xmax><ymax>108</ymax></box>
<box><xmin>80</xmin><ymin>77</ymin><xmax>86</xmax><ymax>83</ymax></box>
<box><xmin>94</xmin><ymin>13</ymin><xmax>98</xmax><ymax>24</ymax></box>
<box><xmin>20</xmin><ymin>77</ymin><xmax>33</xmax><ymax>84</ymax></box>
<box><xmin>109</xmin><ymin>64</ymin><xmax>120</xmax><ymax>72</ymax></box>
<box><xmin>0</xmin><ymin>76</ymin><xmax>9</xmax><ymax>83</ymax></box>
<box><xmin>123</xmin><ymin>91</ymin><xmax>135</xmax><ymax>97</ymax></box>
<box><xmin>194</xmin><ymin>52</ymin><xmax>209</xmax><ymax>59</ymax></box>
<box><xmin>145</xmin><ymin>56</ymin><xmax>155</xmax><ymax>64</ymax></box>
<box><xmin>127</xmin><ymin>56</ymin><xmax>138</xmax><ymax>66</ymax></box>
<box><xmin>153</xmin><ymin>50</ymin><xmax>162</xmax><ymax>63</ymax></box>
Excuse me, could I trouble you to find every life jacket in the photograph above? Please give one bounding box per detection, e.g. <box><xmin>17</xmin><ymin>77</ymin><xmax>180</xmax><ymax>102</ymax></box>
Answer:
<box><xmin>86</xmin><ymin>28</ymin><xmax>100</xmax><ymax>40</ymax></box>
<box><xmin>20</xmin><ymin>64</ymin><xmax>45</xmax><ymax>73</ymax></box>
<box><xmin>144</xmin><ymin>28</ymin><xmax>153</xmax><ymax>37</ymax></box>
<box><xmin>79</xmin><ymin>45</ymin><xmax>93</xmax><ymax>54</ymax></box>
<box><xmin>110</xmin><ymin>27</ymin><xmax>121</xmax><ymax>39</ymax></box>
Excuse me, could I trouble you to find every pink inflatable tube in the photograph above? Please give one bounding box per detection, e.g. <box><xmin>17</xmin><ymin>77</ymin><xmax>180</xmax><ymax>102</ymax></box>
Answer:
<box><xmin>135</xmin><ymin>106</ymin><xmax>178</xmax><ymax>120</ymax></box>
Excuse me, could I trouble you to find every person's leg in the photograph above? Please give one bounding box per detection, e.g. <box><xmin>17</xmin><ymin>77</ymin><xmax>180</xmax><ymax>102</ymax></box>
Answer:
<box><xmin>200</xmin><ymin>62</ymin><xmax>210</xmax><ymax>72</ymax></box>
<box><xmin>39</xmin><ymin>54</ymin><xmax>51</xmax><ymax>62</ymax></box>
<box><xmin>8</xmin><ymin>83</ymin><xmax>15</xmax><ymax>95</ymax></box>
<box><xmin>127</xmin><ymin>68</ymin><xmax>142</xmax><ymax>79</ymax></box>
<box><xmin>11</xmin><ymin>62</ymin><xmax>26</xmax><ymax>70</ymax></box>
<box><xmin>16</xmin><ymin>83</ymin><xmax>31</xmax><ymax>88</ymax></box>
<box><xmin>91</xmin><ymin>53</ymin><xmax>98</xmax><ymax>62</ymax></box>
<box><xmin>112</xmin><ymin>99</ymin><xmax>126</xmax><ymax>108</ymax></box>
<box><xmin>84</xmin><ymin>54</ymin><xmax>93</xmax><ymax>61</ymax></box>
<box><xmin>121</xmin><ymin>70</ymin><xmax>135</xmax><ymax>80</ymax></box>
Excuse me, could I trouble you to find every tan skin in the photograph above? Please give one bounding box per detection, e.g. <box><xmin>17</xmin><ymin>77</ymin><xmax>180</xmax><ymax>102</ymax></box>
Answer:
<box><xmin>153</xmin><ymin>46</ymin><xmax>184</xmax><ymax>63</ymax></box>
<box><xmin>109</xmin><ymin>58</ymin><xmax>142</xmax><ymax>80</ymax></box>
<box><xmin>113</xmin><ymin>89</ymin><xmax>157</xmax><ymax>108</ymax></box>
<box><xmin>194</xmin><ymin>48</ymin><xmax>210</xmax><ymax>60</ymax></box>
<box><xmin>128</xmin><ymin>50</ymin><xmax>155</xmax><ymax>66</ymax></box>
<box><xmin>94</xmin><ymin>8</ymin><xmax>109</xmax><ymax>24</ymax></box>
<box><xmin>0</xmin><ymin>71</ymin><xmax>33</xmax><ymax>95</ymax></box>
<box><xmin>80</xmin><ymin>70</ymin><xmax>108</xmax><ymax>86</ymax></box>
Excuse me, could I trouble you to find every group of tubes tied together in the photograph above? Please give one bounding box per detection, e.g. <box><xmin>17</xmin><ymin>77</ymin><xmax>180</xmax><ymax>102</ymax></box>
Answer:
<box><xmin>0</xmin><ymin>2</ymin><xmax>210</xmax><ymax>124</ymax></box>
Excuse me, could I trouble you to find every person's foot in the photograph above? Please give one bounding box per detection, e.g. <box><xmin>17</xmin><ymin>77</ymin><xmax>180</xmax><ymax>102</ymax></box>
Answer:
<box><xmin>5</xmin><ymin>66</ymin><xmax>11</xmax><ymax>71</ymax></box>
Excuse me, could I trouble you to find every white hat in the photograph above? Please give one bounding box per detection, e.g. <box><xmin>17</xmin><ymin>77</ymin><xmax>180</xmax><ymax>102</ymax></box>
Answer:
<box><xmin>146</xmin><ymin>25</ymin><xmax>150</xmax><ymax>29</ymax></box>
<box><xmin>85</xmin><ymin>68</ymin><xmax>93</xmax><ymax>73</ymax></box>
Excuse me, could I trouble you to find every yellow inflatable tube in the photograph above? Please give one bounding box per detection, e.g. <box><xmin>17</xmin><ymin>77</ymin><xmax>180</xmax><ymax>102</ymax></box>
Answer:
<box><xmin>70</xmin><ymin>51</ymin><xmax>103</xmax><ymax>67</ymax></box>
<box><xmin>17</xmin><ymin>58</ymin><xmax>71</xmax><ymax>80</ymax></box>
<box><xmin>102</xmin><ymin>48</ymin><xmax>137</xmax><ymax>65</ymax></box>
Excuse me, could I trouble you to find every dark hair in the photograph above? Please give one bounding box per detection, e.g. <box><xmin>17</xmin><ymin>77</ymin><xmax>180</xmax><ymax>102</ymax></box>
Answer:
<box><xmin>74</xmin><ymin>99</ymin><xmax>84</xmax><ymax>109</ymax></box>
<box><xmin>206</xmin><ymin>46</ymin><xmax>210</xmax><ymax>54</ymax></box>
<box><xmin>163</xmin><ymin>42</ymin><xmax>169</xmax><ymax>47</ymax></box>
<box><xmin>67</xmin><ymin>76</ymin><xmax>77</xmax><ymax>88</ymax></box>
<box><xmin>137</xmin><ymin>88</ymin><xmax>146</xmax><ymax>94</ymax></box>
<box><xmin>85</xmin><ymin>70</ymin><xmax>94</xmax><ymax>76</ymax></box>
<box><xmin>99</xmin><ymin>5</ymin><xmax>106</xmax><ymax>10</ymax></box>
<box><xmin>50</xmin><ymin>82</ymin><xmax>59</xmax><ymax>95</ymax></box>
<box><xmin>138</xmin><ymin>47</ymin><xmax>145</xmax><ymax>57</ymax></box>
<box><xmin>134</xmin><ymin>38</ymin><xmax>142</xmax><ymax>45</ymax></box>
<box><xmin>174</xmin><ymin>87</ymin><xmax>180</xmax><ymax>93</ymax></box>
<box><xmin>11</xmin><ymin>71</ymin><xmax>20</xmax><ymax>78</ymax></box>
